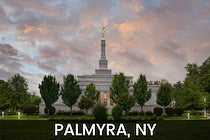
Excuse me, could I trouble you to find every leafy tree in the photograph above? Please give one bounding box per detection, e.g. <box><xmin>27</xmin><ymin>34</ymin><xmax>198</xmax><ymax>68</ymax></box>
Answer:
<box><xmin>0</xmin><ymin>80</ymin><xmax>11</xmax><ymax>111</ymax></box>
<box><xmin>172</xmin><ymin>81</ymin><xmax>183</xmax><ymax>106</ymax></box>
<box><xmin>199</xmin><ymin>56</ymin><xmax>210</xmax><ymax>93</ymax></box>
<box><xmin>61</xmin><ymin>74</ymin><xmax>81</xmax><ymax>115</ymax></box>
<box><xmin>133</xmin><ymin>74</ymin><xmax>151</xmax><ymax>112</ymax></box>
<box><xmin>110</xmin><ymin>73</ymin><xmax>130</xmax><ymax>103</ymax></box>
<box><xmin>39</xmin><ymin>75</ymin><xmax>60</xmax><ymax>115</ymax></box>
<box><xmin>85</xmin><ymin>83</ymin><xmax>100</xmax><ymax>104</ymax></box>
<box><xmin>185</xmin><ymin>63</ymin><xmax>199</xmax><ymax>78</ymax></box>
<box><xmin>156</xmin><ymin>82</ymin><xmax>172</xmax><ymax>111</ymax></box>
<box><xmin>78</xmin><ymin>95</ymin><xmax>94</xmax><ymax>115</ymax></box>
<box><xmin>179</xmin><ymin>78</ymin><xmax>204</xmax><ymax>109</ymax></box>
<box><xmin>116</xmin><ymin>92</ymin><xmax>135</xmax><ymax>115</ymax></box>
<box><xmin>8</xmin><ymin>74</ymin><xmax>29</xmax><ymax>110</ymax></box>
<box><xmin>26</xmin><ymin>93</ymin><xmax>41</xmax><ymax>107</ymax></box>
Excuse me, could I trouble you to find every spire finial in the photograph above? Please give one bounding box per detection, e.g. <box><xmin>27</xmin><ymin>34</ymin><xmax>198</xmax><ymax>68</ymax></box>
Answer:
<box><xmin>102</xmin><ymin>26</ymin><xmax>106</xmax><ymax>37</ymax></box>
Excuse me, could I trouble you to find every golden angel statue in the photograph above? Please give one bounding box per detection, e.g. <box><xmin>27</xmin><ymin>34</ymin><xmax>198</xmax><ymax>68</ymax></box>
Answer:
<box><xmin>102</xmin><ymin>26</ymin><xmax>106</xmax><ymax>37</ymax></box>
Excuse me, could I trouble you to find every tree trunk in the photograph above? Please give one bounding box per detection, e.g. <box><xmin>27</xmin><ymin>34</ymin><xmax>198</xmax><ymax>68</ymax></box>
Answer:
<box><xmin>163</xmin><ymin>106</ymin><xmax>166</xmax><ymax>116</ymax></box>
<box><xmin>48</xmin><ymin>107</ymin><xmax>50</xmax><ymax>115</ymax></box>
<box><xmin>141</xmin><ymin>106</ymin><xmax>143</xmax><ymax>112</ymax></box>
<box><xmin>86</xmin><ymin>109</ymin><xmax>88</xmax><ymax>117</ymax></box>
<box><xmin>70</xmin><ymin>107</ymin><xmax>72</xmax><ymax>116</ymax></box>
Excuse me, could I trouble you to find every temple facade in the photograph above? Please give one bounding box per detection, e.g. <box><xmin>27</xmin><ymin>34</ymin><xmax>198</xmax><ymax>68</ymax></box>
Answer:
<box><xmin>39</xmin><ymin>39</ymin><xmax>160</xmax><ymax>114</ymax></box>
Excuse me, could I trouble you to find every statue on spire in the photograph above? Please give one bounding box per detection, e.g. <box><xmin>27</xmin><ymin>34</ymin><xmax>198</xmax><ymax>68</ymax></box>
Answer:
<box><xmin>102</xmin><ymin>26</ymin><xmax>106</xmax><ymax>37</ymax></box>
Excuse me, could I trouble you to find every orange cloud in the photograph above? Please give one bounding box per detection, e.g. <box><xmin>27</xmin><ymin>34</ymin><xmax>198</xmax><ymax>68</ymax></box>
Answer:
<box><xmin>19</xmin><ymin>25</ymin><xmax>43</xmax><ymax>34</ymax></box>
<box><xmin>114</xmin><ymin>21</ymin><xmax>150</xmax><ymax>38</ymax></box>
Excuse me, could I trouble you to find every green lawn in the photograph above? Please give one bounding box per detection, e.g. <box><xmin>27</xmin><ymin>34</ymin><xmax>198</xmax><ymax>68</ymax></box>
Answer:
<box><xmin>0</xmin><ymin>113</ymin><xmax>208</xmax><ymax>120</ymax></box>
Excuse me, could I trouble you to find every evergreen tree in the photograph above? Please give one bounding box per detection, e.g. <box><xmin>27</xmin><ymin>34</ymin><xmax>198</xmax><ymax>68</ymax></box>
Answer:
<box><xmin>39</xmin><ymin>75</ymin><xmax>60</xmax><ymax>115</ymax></box>
<box><xmin>133</xmin><ymin>74</ymin><xmax>151</xmax><ymax>112</ymax></box>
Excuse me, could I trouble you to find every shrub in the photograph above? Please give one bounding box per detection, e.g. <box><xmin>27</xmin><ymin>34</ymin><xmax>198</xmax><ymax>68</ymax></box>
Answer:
<box><xmin>174</xmin><ymin>107</ymin><xmax>184</xmax><ymax>116</ymax></box>
<box><xmin>154</xmin><ymin>107</ymin><xmax>163</xmax><ymax>116</ymax></box>
<box><xmin>56</xmin><ymin>110</ymin><xmax>70</xmax><ymax>115</ymax></box>
<box><xmin>56</xmin><ymin>110</ymin><xmax>84</xmax><ymax>115</ymax></box>
<box><xmin>191</xmin><ymin>110</ymin><xmax>204</xmax><ymax>115</ymax></box>
<box><xmin>7</xmin><ymin>111</ymin><xmax>17</xmax><ymax>115</ymax></box>
<box><xmin>44</xmin><ymin>106</ymin><xmax>56</xmax><ymax>115</ymax></box>
<box><xmin>93</xmin><ymin>104</ymin><xmax>108</xmax><ymax>121</ymax></box>
<box><xmin>139</xmin><ymin>111</ymin><xmax>145</xmax><ymax>116</ymax></box>
<box><xmin>127</xmin><ymin>111</ymin><xmax>140</xmax><ymax>116</ymax></box>
<box><xmin>146</xmin><ymin>111</ymin><xmax>153</xmax><ymax>116</ymax></box>
<box><xmin>23</xmin><ymin>106</ymin><xmax>36</xmax><ymax>115</ymax></box>
<box><xmin>165</xmin><ymin>107</ymin><xmax>174</xmax><ymax>116</ymax></box>
<box><xmin>112</xmin><ymin>105</ymin><xmax>123</xmax><ymax>120</ymax></box>
<box><xmin>72</xmin><ymin>111</ymin><xmax>84</xmax><ymax>115</ymax></box>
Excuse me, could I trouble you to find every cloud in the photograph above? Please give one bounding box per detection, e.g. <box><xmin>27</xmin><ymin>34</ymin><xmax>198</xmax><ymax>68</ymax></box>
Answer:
<box><xmin>0</xmin><ymin>0</ymin><xmax>209</xmax><ymax>94</ymax></box>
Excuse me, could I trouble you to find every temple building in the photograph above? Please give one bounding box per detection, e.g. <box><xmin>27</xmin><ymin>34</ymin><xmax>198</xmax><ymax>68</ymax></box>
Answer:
<box><xmin>39</xmin><ymin>38</ymin><xmax>160</xmax><ymax>114</ymax></box>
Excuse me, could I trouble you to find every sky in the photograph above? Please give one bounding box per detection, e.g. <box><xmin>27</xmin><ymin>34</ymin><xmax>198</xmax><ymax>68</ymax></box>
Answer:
<box><xmin>0</xmin><ymin>0</ymin><xmax>209</xmax><ymax>95</ymax></box>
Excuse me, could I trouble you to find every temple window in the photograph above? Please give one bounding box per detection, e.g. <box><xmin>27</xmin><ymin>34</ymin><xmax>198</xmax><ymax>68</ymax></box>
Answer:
<box><xmin>104</xmin><ymin>92</ymin><xmax>107</xmax><ymax>106</ymax></box>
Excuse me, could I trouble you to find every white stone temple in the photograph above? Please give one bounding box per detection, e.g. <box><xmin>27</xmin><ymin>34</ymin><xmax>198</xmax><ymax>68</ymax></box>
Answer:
<box><xmin>39</xmin><ymin>38</ymin><xmax>160</xmax><ymax>114</ymax></box>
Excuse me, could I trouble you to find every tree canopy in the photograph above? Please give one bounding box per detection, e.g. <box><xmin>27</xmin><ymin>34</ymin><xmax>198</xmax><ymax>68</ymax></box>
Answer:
<box><xmin>8</xmin><ymin>74</ymin><xmax>29</xmax><ymax>110</ymax></box>
<box><xmin>133</xmin><ymin>74</ymin><xmax>151</xmax><ymax>111</ymax></box>
<box><xmin>157</xmin><ymin>82</ymin><xmax>172</xmax><ymax>108</ymax></box>
<box><xmin>110</xmin><ymin>73</ymin><xmax>130</xmax><ymax>103</ymax></box>
<box><xmin>39</xmin><ymin>75</ymin><xmax>60</xmax><ymax>114</ymax></box>
<box><xmin>85</xmin><ymin>83</ymin><xmax>100</xmax><ymax>104</ymax></box>
<box><xmin>61</xmin><ymin>74</ymin><xmax>81</xmax><ymax>114</ymax></box>
<box><xmin>116</xmin><ymin>92</ymin><xmax>135</xmax><ymax>115</ymax></box>
<box><xmin>78</xmin><ymin>95</ymin><xmax>94</xmax><ymax>115</ymax></box>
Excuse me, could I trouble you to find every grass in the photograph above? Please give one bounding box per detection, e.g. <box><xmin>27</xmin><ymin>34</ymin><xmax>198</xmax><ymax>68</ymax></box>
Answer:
<box><xmin>0</xmin><ymin>113</ymin><xmax>208</xmax><ymax>120</ymax></box>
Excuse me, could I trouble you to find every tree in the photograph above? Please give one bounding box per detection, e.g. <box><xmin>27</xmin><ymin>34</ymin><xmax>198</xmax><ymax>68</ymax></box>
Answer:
<box><xmin>85</xmin><ymin>83</ymin><xmax>100</xmax><ymax>104</ymax></box>
<box><xmin>39</xmin><ymin>75</ymin><xmax>60</xmax><ymax>115</ymax></box>
<box><xmin>133</xmin><ymin>74</ymin><xmax>151</xmax><ymax>112</ymax></box>
<box><xmin>185</xmin><ymin>63</ymin><xmax>199</xmax><ymax>78</ymax></box>
<box><xmin>8</xmin><ymin>74</ymin><xmax>29</xmax><ymax>110</ymax></box>
<box><xmin>199</xmin><ymin>56</ymin><xmax>210</xmax><ymax>93</ymax></box>
<box><xmin>156</xmin><ymin>82</ymin><xmax>172</xmax><ymax>112</ymax></box>
<box><xmin>179</xmin><ymin>78</ymin><xmax>204</xmax><ymax>109</ymax></box>
<box><xmin>172</xmin><ymin>81</ymin><xmax>183</xmax><ymax>106</ymax></box>
<box><xmin>0</xmin><ymin>80</ymin><xmax>11</xmax><ymax>111</ymax></box>
<box><xmin>26</xmin><ymin>93</ymin><xmax>41</xmax><ymax>107</ymax></box>
<box><xmin>116</xmin><ymin>92</ymin><xmax>135</xmax><ymax>115</ymax></box>
<box><xmin>78</xmin><ymin>95</ymin><xmax>94</xmax><ymax>115</ymax></box>
<box><xmin>61</xmin><ymin>74</ymin><xmax>81</xmax><ymax>115</ymax></box>
<box><xmin>110</xmin><ymin>73</ymin><xmax>130</xmax><ymax>103</ymax></box>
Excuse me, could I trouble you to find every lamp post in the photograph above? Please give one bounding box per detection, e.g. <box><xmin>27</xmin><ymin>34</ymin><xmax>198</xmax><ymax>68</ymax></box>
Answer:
<box><xmin>2</xmin><ymin>111</ymin><xmax>4</xmax><ymax>118</ymax></box>
<box><xmin>174</xmin><ymin>101</ymin><xmax>176</xmax><ymax>109</ymax></box>
<box><xmin>204</xmin><ymin>98</ymin><xmax>206</xmax><ymax>117</ymax></box>
<box><xmin>18</xmin><ymin>112</ymin><xmax>20</xmax><ymax>119</ymax></box>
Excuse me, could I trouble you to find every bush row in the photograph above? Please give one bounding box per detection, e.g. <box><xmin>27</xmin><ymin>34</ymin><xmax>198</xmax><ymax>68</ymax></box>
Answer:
<box><xmin>154</xmin><ymin>107</ymin><xmax>184</xmax><ymax>116</ymax></box>
<box><xmin>124</xmin><ymin>107</ymin><xmax>184</xmax><ymax>116</ymax></box>
<box><xmin>56</xmin><ymin>110</ymin><xmax>85</xmax><ymax>115</ymax></box>
<box><xmin>127</xmin><ymin>111</ymin><xmax>153</xmax><ymax>116</ymax></box>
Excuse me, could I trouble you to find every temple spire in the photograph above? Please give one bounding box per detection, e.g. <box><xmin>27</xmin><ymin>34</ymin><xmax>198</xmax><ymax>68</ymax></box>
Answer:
<box><xmin>99</xmin><ymin>40</ymin><xmax>108</xmax><ymax>69</ymax></box>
